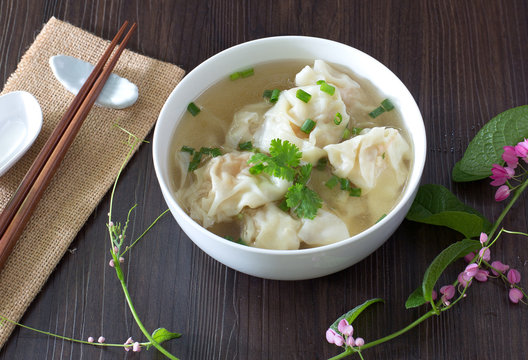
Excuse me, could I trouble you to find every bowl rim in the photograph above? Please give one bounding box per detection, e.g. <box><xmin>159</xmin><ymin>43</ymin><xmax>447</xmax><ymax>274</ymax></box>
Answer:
<box><xmin>153</xmin><ymin>35</ymin><xmax>426</xmax><ymax>255</ymax></box>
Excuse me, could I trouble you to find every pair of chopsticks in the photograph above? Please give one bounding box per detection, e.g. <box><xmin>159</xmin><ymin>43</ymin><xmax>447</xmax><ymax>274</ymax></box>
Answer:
<box><xmin>0</xmin><ymin>21</ymin><xmax>137</xmax><ymax>271</ymax></box>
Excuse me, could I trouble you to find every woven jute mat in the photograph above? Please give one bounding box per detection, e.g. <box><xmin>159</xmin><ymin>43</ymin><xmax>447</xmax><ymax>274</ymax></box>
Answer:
<box><xmin>0</xmin><ymin>17</ymin><xmax>184</xmax><ymax>347</ymax></box>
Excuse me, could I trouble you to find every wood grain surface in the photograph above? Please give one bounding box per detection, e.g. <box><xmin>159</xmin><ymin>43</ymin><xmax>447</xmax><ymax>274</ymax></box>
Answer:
<box><xmin>1</xmin><ymin>0</ymin><xmax>527</xmax><ymax>359</ymax></box>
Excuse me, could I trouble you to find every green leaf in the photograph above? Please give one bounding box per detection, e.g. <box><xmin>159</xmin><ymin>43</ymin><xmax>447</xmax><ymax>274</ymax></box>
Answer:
<box><xmin>285</xmin><ymin>183</ymin><xmax>322</xmax><ymax>219</ymax></box>
<box><xmin>146</xmin><ymin>328</ymin><xmax>182</xmax><ymax>349</ymax></box>
<box><xmin>422</xmin><ymin>239</ymin><xmax>481</xmax><ymax>303</ymax></box>
<box><xmin>330</xmin><ymin>298</ymin><xmax>384</xmax><ymax>333</ymax></box>
<box><xmin>405</xmin><ymin>287</ymin><xmax>427</xmax><ymax>309</ymax></box>
<box><xmin>452</xmin><ymin>105</ymin><xmax>528</xmax><ymax>182</ymax></box>
<box><xmin>296</xmin><ymin>163</ymin><xmax>313</xmax><ymax>185</ymax></box>
<box><xmin>406</xmin><ymin>184</ymin><xmax>491</xmax><ymax>238</ymax></box>
<box><xmin>248</xmin><ymin>139</ymin><xmax>301</xmax><ymax>181</ymax></box>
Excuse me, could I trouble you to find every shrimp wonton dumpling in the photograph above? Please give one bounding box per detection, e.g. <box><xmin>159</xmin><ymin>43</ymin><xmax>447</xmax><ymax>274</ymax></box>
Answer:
<box><xmin>224</xmin><ymin>103</ymin><xmax>269</xmax><ymax>151</ymax></box>
<box><xmin>176</xmin><ymin>152</ymin><xmax>290</xmax><ymax>228</ymax></box>
<box><xmin>324</xmin><ymin>127</ymin><xmax>411</xmax><ymax>194</ymax></box>
<box><xmin>298</xmin><ymin>208</ymin><xmax>350</xmax><ymax>247</ymax></box>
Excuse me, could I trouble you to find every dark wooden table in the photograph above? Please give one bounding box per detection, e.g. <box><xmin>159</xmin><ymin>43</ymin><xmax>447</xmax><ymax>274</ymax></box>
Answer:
<box><xmin>1</xmin><ymin>1</ymin><xmax>527</xmax><ymax>359</ymax></box>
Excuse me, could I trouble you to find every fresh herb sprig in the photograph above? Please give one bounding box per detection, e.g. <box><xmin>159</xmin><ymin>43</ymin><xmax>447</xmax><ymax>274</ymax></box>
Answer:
<box><xmin>248</xmin><ymin>139</ymin><xmax>322</xmax><ymax>219</ymax></box>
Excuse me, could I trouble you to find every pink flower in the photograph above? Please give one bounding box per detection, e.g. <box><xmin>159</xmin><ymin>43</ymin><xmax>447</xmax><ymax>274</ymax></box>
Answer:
<box><xmin>119</xmin><ymin>257</ymin><xmax>125</xmax><ymax>263</ymax></box>
<box><xmin>346</xmin><ymin>336</ymin><xmax>355</xmax><ymax>347</ymax></box>
<box><xmin>109</xmin><ymin>259</ymin><xmax>115</xmax><ymax>267</ymax></box>
<box><xmin>464</xmin><ymin>263</ymin><xmax>479</xmax><ymax>277</ymax></box>
<box><xmin>490</xmin><ymin>260</ymin><xmax>509</xmax><ymax>276</ymax></box>
<box><xmin>334</xmin><ymin>334</ymin><xmax>345</xmax><ymax>346</ymax></box>
<box><xmin>431</xmin><ymin>289</ymin><xmax>438</xmax><ymax>301</ymax></box>
<box><xmin>479</xmin><ymin>247</ymin><xmax>491</xmax><ymax>262</ymax></box>
<box><xmin>458</xmin><ymin>271</ymin><xmax>472</xmax><ymax>288</ymax></box>
<box><xmin>326</xmin><ymin>329</ymin><xmax>337</xmax><ymax>343</ymax></box>
<box><xmin>509</xmin><ymin>288</ymin><xmax>524</xmax><ymax>304</ymax></box>
<box><xmin>338</xmin><ymin>319</ymin><xmax>353</xmax><ymax>337</ymax></box>
<box><xmin>490</xmin><ymin>164</ymin><xmax>515</xmax><ymax>186</ymax></box>
<box><xmin>502</xmin><ymin>146</ymin><xmax>519</xmax><ymax>168</ymax></box>
<box><xmin>475</xmin><ymin>269</ymin><xmax>489</xmax><ymax>282</ymax></box>
<box><xmin>355</xmin><ymin>338</ymin><xmax>365</xmax><ymax>347</ymax></box>
<box><xmin>132</xmin><ymin>342</ymin><xmax>142</xmax><ymax>352</ymax></box>
<box><xmin>495</xmin><ymin>185</ymin><xmax>511</xmax><ymax>201</ymax></box>
<box><xmin>464</xmin><ymin>252</ymin><xmax>475</xmax><ymax>263</ymax></box>
<box><xmin>507</xmin><ymin>269</ymin><xmax>521</xmax><ymax>284</ymax></box>
<box><xmin>479</xmin><ymin>233</ymin><xmax>488</xmax><ymax>246</ymax></box>
<box><xmin>87</xmin><ymin>336</ymin><xmax>94</xmax><ymax>343</ymax></box>
<box><xmin>123</xmin><ymin>337</ymin><xmax>133</xmax><ymax>352</ymax></box>
<box><xmin>440</xmin><ymin>285</ymin><xmax>456</xmax><ymax>300</ymax></box>
<box><xmin>98</xmin><ymin>336</ymin><xmax>105</xmax><ymax>343</ymax></box>
<box><xmin>515</xmin><ymin>139</ymin><xmax>528</xmax><ymax>160</ymax></box>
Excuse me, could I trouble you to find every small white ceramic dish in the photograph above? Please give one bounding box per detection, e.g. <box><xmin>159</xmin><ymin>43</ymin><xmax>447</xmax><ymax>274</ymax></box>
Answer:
<box><xmin>153</xmin><ymin>36</ymin><xmax>427</xmax><ymax>280</ymax></box>
<box><xmin>49</xmin><ymin>55</ymin><xmax>138</xmax><ymax>109</ymax></box>
<box><xmin>0</xmin><ymin>91</ymin><xmax>43</xmax><ymax>177</ymax></box>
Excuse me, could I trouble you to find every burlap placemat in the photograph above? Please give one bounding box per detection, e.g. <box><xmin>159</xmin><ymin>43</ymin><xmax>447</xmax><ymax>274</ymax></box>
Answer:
<box><xmin>0</xmin><ymin>17</ymin><xmax>184</xmax><ymax>347</ymax></box>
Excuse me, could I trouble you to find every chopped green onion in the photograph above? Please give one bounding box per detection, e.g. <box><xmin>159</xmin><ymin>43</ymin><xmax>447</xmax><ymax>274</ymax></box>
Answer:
<box><xmin>240</xmin><ymin>68</ymin><xmax>254</xmax><ymax>78</ymax></box>
<box><xmin>229</xmin><ymin>72</ymin><xmax>241</xmax><ymax>81</ymax></box>
<box><xmin>187</xmin><ymin>102</ymin><xmax>201</xmax><ymax>116</ymax></box>
<box><xmin>200</xmin><ymin>147</ymin><xmax>222</xmax><ymax>157</ymax></box>
<box><xmin>278</xmin><ymin>199</ymin><xmax>290</xmax><ymax>212</ymax></box>
<box><xmin>300</xmin><ymin>119</ymin><xmax>316</xmax><ymax>134</ymax></box>
<box><xmin>239</xmin><ymin>141</ymin><xmax>253</xmax><ymax>151</ymax></box>
<box><xmin>334</xmin><ymin>112</ymin><xmax>343</xmax><ymax>125</ymax></box>
<box><xmin>348</xmin><ymin>187</ymin><xmax>361</xmax><ymax>197</ymax></box>
<box><xmin>296</xmin><ymin>89</ymin><xmax>312</xmax><ymax>103</ymax></box>
<box><xmin>382</xmin><ymin>152</ymin><xmax>386</xmax><ymax>159</ymax></box>
<box><xmin>352</xmin><ymin>127</ymin><xmax>363</xmax><ymax>136</ymax></box>
<box><xmin>181</xmin><ymin>145</ymin><xmax>195</xmax><ymax>155</ymax></box>
<box><xmin>316</xmin><ymin>80</ymin><xmax>325</xmax><ymax>85</ymax></box>
<box><xmin>325</xmin><ymin>175</ymin><xmax>339</xmax><ymax>189</ymax></box>
<box><xmin>342</xmin><ymin>128</ymin><xmax>351</xmax><ymax>140</ymax></box>
<box><xmin>339</xmin><ymin>177</ymin><xmax>351</xmax><ymax>191</ymax></box>
<box><xmin>270</xmin><ymin>89</ymin><xmax>280</xmax><ymax>103</ymax></box>
<box><xmin>263</xmin><ymin>89</ymin><xmax>273</xmax><ymax>98</ymax></box>
<box><xmin>320</xmin><ymin>82</ymin><xmax>335</xmax><ymax>96</ymax></box>
<box><xmin>188</xmin><ymin>152</ymin><xmax>202</xmax><ymax>171</ymax></box>
<box><xmin>369</xmin><ymin>106</ymin><xmax>385</xmax><ymax>118</ymax></box>
<box><xmin>376</xmin><ymin>214</ymin><xmax>387</xmax><ymax>223</ymax></box>
<box><xmin>229</xmin><ymin>68</ymin><xmax>255</xmax><ymax>80</ymax></box>
<box><xmin>381</xmin><ymin>98</ymin><xmax>394</xmax><ymax>111</ymax></box>
<box><xmin>315</xmin><ymin>157</ymin><xmax>328</xmax><ymax>171</ymax></box>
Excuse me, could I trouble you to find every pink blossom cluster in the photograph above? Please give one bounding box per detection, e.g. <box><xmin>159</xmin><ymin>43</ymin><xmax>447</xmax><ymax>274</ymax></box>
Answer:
<box><xmin>123</xmin><ymin>337</ymin><xmax>142</xmax><ymax>352</ymax></box>
<box><xmin>431</xmin><ymin>233</ymin><xmax>525</xmax><ymax>305</ymax></box>
<box><xmin>326</xmin><ymin>319</ymin><xmax>365</xmax><ymax>349</ymax></box>
<box><xmin>490</xmin><ymin>140</ymin><xmax>528</xmax><ymax>201</ymax></box>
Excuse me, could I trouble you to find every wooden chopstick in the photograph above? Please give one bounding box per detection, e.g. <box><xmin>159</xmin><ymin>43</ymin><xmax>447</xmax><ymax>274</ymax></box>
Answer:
<box><xmin>0</xmin><ymin>22</ymin><xmax>137</xmax><ymax>270</ymax></box>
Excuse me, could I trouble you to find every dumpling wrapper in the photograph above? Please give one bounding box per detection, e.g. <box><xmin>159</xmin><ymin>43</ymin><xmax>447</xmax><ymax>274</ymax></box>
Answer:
<box><xmin>177</xmin><ymin>152</ymin><xmax>290</xmax><ymax>228</ymax></box>
<box><xmin>324</xmin><ymin>127</ymin><xmax>411</xmax><ymax>194</ymax></box>
<box><xmin>224</xmin><ymin>103</ymin><xmax>270</xmax><ymax>151</ymax></box>
<box><xmin>298</xmin><ymin>208</ymin><xmax>350</xmax><ymax>247</ymax></box>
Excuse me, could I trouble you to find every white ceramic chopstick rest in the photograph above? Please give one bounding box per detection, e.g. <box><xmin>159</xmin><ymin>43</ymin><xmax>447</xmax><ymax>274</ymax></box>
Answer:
<box><xmin>49</xmin><ymin>54</ymin><xmax>138</xmax><ymax>109</ymax></box>
<box><xmin>0</xmin><ymin>91</ymin><xmax>43</xmax><ymax>177</ymax></box>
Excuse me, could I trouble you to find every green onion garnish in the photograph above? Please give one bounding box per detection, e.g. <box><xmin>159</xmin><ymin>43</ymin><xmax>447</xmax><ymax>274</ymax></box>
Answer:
<box><xmin>270</xmin><ymin>89</ymin><xmax>280</xmax><ymax>103</ymax></box>
<box><xmin>229</xmin><ymin>68</ymin><xmax>255</xmax><ymax>80</ymax></box>
<box><xmin>316</xmin><ymin>80</ymin><xmax>325</xmax><ymax>85</ymax></box>
<box><xmin>382</xmin><ymin>152</ymin><xmax>386</xmax><ymax>159</ymax></box>
<box><xmin>334</xmin><ymin>112</ymin><xmax>343</xmax><ymax>125</ymax></box>
<box><xmin>249</xmin><ymin>163</ymin><xmax>265</xmax><ymax>175</ymax></box>
<box><xmin>181</xmin><ymin>145</ymin><xmax>195</xmax><ymax>155</ymax></box>
<box><xmin>187</xmin><ymin>102</ymin><xmax>201</xmax><ymax>116</ymax></box>
<box><xmin>263</xmin><ymin>90</ymin><xmax>273</xmax><ymax>98</ymax></box>
<box><xmin>188</xmin><ymin>152</ymin><xmax>202</xmax><ymax>171</ymax></box>
<box><xmin>381</xmin><ymin>98</ymin><xmax>394</xmax><ymax>111</ymax></box>
<box><xmin>240</xmin><ymin>68</ymin><xmax>254</xmax><ymax>78</ymax></box>
<box><xmin>352</xmin><ymin>127</ymin><xmax>363</xmax><ymax>136</ymax></box>
<box><xmin>300</xmin><ymin>119</ymin><xmax>316</xmax><ymax>134</ymax></box>
<box><xmin>239</xmin><ymin>141</ymin><xmax>253</xmax><ymax>151</ymax></box>
<box><xmin>368</xmin><ymin>106</ymin><xmax>385</xmax><ymax>118</ymax></box>
<box><xmin>342</xmin><ymin>128</ymin><xmax>351</xmax><ymax>140</ymax></box>
<box><xmin>296</xmin><ymin>89</ymin><xmax>312</xmax><ymax>103</ymax></box>
<box><xmin>339</xmin><ymin>177</ymin><xmax>351</xmax><ymax>191</ymax></box>
<box><xmin>200</xmin><ymin>147</ymin><xmax>222</xmax><ymax>157</ymax></box>
<box><xmin>320</xmin><ymin>82</ymin><xmax>335</xmax><ymax>96</ymax></box>
<box><xmin>348</xmin><ymin>187</ymin><xmax>361</xmax><ymax>197</ymax></box>
<box><xmin>325</xmin><ymin>175</ymin><xmax>339</xmax><ymax>189</ymax></box>
<box><xmin>376</xmin><ymin>214</ymin><xmax>387</xmax><ymax>223</ymax></box>
<box><xmin>315</xmin><ymin>157</ymin><xmax>328</xmax><ymax>171</ymax></box>
<box><xmin>229</xmin><ymin>72</ymin><xmax>241</xmax><ymax>81</ymax></box>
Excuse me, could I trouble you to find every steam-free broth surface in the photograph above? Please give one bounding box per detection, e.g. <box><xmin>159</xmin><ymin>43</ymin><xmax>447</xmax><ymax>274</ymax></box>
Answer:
<box><xmin>170</xmin><ymin>60</ymin><xmax>412</xmax><ymax>249</ymax></box>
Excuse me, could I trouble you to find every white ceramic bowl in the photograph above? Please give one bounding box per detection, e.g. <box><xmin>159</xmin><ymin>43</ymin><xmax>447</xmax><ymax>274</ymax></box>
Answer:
<box><xmin>153</xmin><ymin>36</ymin><xmax>426</xmax><ymax>280</ymax></box>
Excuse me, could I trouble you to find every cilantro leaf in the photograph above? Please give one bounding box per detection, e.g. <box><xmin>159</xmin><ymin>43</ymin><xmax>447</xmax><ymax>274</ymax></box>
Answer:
<box><xmin>248</xmin><ymin>139</ymin><xmax>301</xmax><ymax>181</ymax></box>
<box><xmin>296</xmin><ymin>164</ymin><xmax>312</xmax><ymax>185</ymax></box>
<box><xmin>269</xmin><ymin>139</ymin><xmax>302</xmax><ymax>168</ymax></box>
<box><xmin>286</xmin><ymin>183</ymin><xmax>322</xmax><ymax>219</ymax></box>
